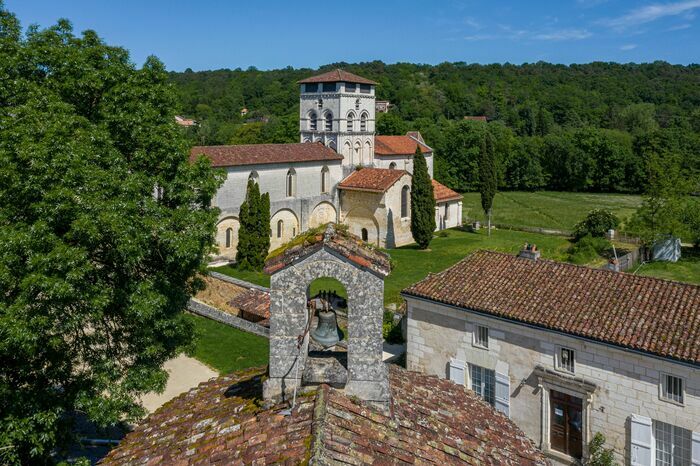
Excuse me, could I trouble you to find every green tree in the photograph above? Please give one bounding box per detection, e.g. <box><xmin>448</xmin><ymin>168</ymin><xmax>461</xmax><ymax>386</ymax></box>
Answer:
<box><xmin>478</xmin><ymin>131</ymin><xmax>498</xmax><ymax>236</ymax></box>
<box><xmin>0</xmin><ymin>7</ymin><xmax>222</xmax><ymax>464</ymax></box>
<box><xmin>588</xmin><ymin>432</ymin><xmax>617</xmax><ymax>466</ymax></box>
<box><xmin>236</xmin><ymin>180</ymin><xmax>270</xmax><ymax>269</ymax></box>
<box><xmin>410</xmin><ymin>146</ymin><xmax>436</xmax><ymax>249</ymax></box>
<box><xmin>376</xmin><ymin>112</ymin><xmax>409</xmax><ymax>135</ymax></box>
<box><xmin>573</xmin><ymin>209</ymin><xmax>619</xmax><ymax>239</ymax></box>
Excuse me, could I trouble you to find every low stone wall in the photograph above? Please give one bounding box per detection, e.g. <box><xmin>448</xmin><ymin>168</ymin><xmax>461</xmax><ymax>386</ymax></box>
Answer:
<box><xmin>208</xmin><ymin>271</ymin><xmax>270</xmax><ymax>292</ymax></box>
<box><xmin>188</xmin><ymin>298</ymin><xmax>269</xmax><ymax>338</ymax></box>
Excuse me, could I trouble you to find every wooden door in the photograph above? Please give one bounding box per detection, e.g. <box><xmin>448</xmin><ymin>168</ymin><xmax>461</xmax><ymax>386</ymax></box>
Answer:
<box><xmin>550</xmin><ymin>390</ymin><xmax>583</xmax><ymax>459</ymax></box>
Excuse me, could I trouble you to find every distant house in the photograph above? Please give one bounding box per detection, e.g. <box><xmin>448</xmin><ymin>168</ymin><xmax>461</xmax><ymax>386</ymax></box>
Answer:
<box><xmin>464</xmin><ymin>115</ymin><xmax>488</xmax><ymax>122</ymax></box>
<box><xmin>174</xmin><ymin>115</ymin><xmax>197</xmax><ymax>127</ymax></box>
<box><xmin>375</xmin><ymin>100</ymin><xmax>392</xmax><ymax>113</ymax></box>
<box><xmin>403</xmin><ymin>249</ymin><xmax>700</xmax><ymax>466</ymax></box>
<box><xmin>240</xmin><ymin>107</ymin><xmax>248</xmax><ymax>116</ymax></box>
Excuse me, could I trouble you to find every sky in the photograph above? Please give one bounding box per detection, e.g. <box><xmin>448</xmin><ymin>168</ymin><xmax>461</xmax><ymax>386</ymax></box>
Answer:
<box><xmin>6</xmin><ymin>0</ymin><xmax>700</xmax><ymax>71</ymax></box>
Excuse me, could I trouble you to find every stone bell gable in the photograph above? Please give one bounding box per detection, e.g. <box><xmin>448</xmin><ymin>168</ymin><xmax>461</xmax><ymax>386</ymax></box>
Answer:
<box><xmin>262</xmin><ymin>224</ymin><xmax>391</xmax><ymax>406</ymax></box>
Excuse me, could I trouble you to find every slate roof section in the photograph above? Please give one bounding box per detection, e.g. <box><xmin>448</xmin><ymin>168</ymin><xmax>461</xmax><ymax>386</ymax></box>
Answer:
<box><xmin>375</xmin><ymin>135</ymin><xmax>432</xmax><ymax>156</ymax></box>
<box><xmin>432</xmin><ymin>179</ymin><xmax>463</xmax><ymax>202</ymax></box>
<box><xmin>100</xmin><ymin>365</ymin><xmax>546</xmax><ymax>465</ymax></box>
<box><xmin>264</xmin><ymin>224</ymin><xmax>392</xmax><ymax>278</ymax></box>
<box><xmin>403</xmin><ymin>250</ymin><xmax>700</xmax><ymax>365</ymax></box>
<box><xmin>297</xmin><ymin>69</ymin><xmax>377</xmax><ymax>85</ymax></box>
<box><xmin>337</xmin><ymin>167</ymin><xmax>408</xmax><ymax>193</ymax></box>
<box><xmin>190</xmin><ymin>142</ymin><xmax>343</xmax><ymax>168</ymax></box>
<box><xmin>228</xmin><ymin>288</ymin><xmax>270</xmax><ymax>320</ymax></box>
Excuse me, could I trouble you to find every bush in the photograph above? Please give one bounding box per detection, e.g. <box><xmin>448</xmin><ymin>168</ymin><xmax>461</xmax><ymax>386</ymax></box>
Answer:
<box><xmin>574</xmin><ymin>209</ymin><xmax>619</xmax><ymax>239</ymax></box>
<box><xmin>382</xmin><ymin>311</ymin><xmax>404</xmax><ymax>344</ymax></box>
<box><xmin>588</xmin><ymin>432</ymin><xmax>617</xmax><ymax>466</ymax></box>
<box><xmin>568</xmin><ymin>234</ymin><xmax>612</xmax><ymax>264</ymax></box>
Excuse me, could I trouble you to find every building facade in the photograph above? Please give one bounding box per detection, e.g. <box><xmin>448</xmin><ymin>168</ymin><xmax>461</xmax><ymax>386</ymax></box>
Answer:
<box><xmin>403</xmin><ymin>250</ymin><xmax>700</xmax><ymax>466</ymax></box>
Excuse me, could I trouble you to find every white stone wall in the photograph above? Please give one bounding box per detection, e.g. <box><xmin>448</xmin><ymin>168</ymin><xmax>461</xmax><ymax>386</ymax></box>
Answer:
<box><xmin>435</xmin><ymin>200</ymin><xmax>462</xmax><ymax>231</ymax></box>
<box><xmin>406</xmin><ymin>297</ymin><xmax>700</xmax><ymax>465</ymax></box>
<box><xmin>374</xmin><ymin>153</ymin><xmax>434</xmax><ymax>178</ymax></box>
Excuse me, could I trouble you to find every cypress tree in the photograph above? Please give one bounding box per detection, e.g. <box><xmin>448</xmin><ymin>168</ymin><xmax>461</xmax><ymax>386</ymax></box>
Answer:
<box><xmin>236</xmin><ymin>179</ymin><xmax>269</xmax><ymax>270</ymax></box>
<box><xmin>479</xmin><ymin>131</ymin><xmax>498</xmax><ymax>236</ymax></box>
<box><xmin>410</xmin><ymin>145</ymin><xmax>436</xmax><ymax>249</ymax></box>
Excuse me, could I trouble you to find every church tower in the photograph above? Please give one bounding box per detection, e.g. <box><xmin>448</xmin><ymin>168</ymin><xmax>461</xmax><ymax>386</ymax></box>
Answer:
<box><xmin>298</xmin><ymin>70</ymin><xmax>376</xmax><ymax>172</ymax></box>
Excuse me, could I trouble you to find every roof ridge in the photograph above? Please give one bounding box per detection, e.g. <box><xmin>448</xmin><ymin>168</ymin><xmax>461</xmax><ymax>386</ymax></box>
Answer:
<box><xmin>309</xmin><ymin>384</ymin><xmax>330</xmax><ymax>464</ymax></box>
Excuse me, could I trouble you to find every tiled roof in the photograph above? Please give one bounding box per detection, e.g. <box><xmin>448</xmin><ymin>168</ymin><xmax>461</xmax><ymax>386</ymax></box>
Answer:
<box><xmin>337</xmin><ymin>167</ymin><xmax>408</xmax><ymax>193</ymax></box>
<box><xmin>190</xmin><ymin>143</ymin><xmax>342</xmax><ymax>168</ymax></box>
<box><xmin>403</xmin><ymin>250</ymin><xmax>700</xmax><ymax>365</ymax></box>
<box><xmin>264</xmin><ymin>224</ymin><xmax>392</xmax><ymax>278</ymax></box>
<box><xmin>228</xmin><ymin>288</ymin><xmax>270</xmax><ymax>320</ymax></box>
<box><xmin>464</xmin><ymin>116</ymin><xmax>488</xmax><ymax>122</ymax></box>
<box><xmin>432</xmin><ymin>179</ymin><xmax>463</xmax><ymax>202</ymax></box>
<box><xmin>100</xmin><ymin>365</ymin><xmax>546</xmax><ymax>465</ymax></box>
<box><xmin>375</xmin><ymin>135</ymin><xmax>432</xmax><ymax>156</ymax></box>
<box><xmin>297</xmin><ymin>69</ymin><xmax>377</xmax><ymax>85</ymax></box>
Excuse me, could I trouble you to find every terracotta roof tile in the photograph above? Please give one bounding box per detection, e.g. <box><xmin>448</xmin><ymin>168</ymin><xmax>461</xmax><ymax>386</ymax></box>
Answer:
<box><xmin>464</xmin><ymin>116</ymin><xmax>488</xmax><ymax>122</ymax></box>
<box><xmin>432</xmin><ymin>179</ymin><xmax>462</xmax><ymax>202</ymax></box>
<box><xmin>297</xmin><ymin>69</ymin><xmax>377</xmax><ymax>85</ymax></box>
<box><xmin>337</xmin><ymin>168</ymin><xmax>408</xmax><ymax>193</ymax></box>
<box><xmin>403</xmin><ymin>250</ymin><xmax>700</xmax><ymax>365</ymax></box>
<box><xmin>228</xmin><ymin>288</ymin><xmax>270</xmax><ymax>320</ymax></box>
<box><xmin>190</xmin><ymin>142</ymin><xmax>342</xmax><ymax>168</ymax></box>
<box><xmin>375</xmin><ymin>135</ymin><xmax>432</xmax><ymax>156</ymax></box>
<box><xmin>100</xmin><ymin>365</ymin><xmax>546</xmax><ymax>465</ymax></box>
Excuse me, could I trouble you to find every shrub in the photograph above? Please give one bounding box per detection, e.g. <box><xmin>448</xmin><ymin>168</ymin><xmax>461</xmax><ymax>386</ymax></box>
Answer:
<box><xmin>568</xmin><ymin>234</ymin><xmax>612</xmax><ymax>264</ymax></box>
<box><xmin>588</xmin><ymin>432</ymin><xmax>617</xmax><ymax>466</ymax></box>
<box><xmin>574</xmin><ymin>209</ymin><xmax>619</xmax><ymax>239</ymax></box>
<box><xmin>382</xmin><ymin>311</ymin><xmax>404</xmax><ymax>344</ymax></box>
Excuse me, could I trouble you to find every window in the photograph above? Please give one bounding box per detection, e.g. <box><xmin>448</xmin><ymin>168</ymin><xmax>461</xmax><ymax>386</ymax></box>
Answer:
<box><xmin>346</xmin><ymin>112</ymin><xmax>355</xmax><ymax>132</ymax></box>
<box><xmin>444</xmin><ymin>203</ymin><xmax>450</xmax><ymax>220</ymax></box>
<box><xmin>345</xmin><ymin>82</ymin><xmax>356</xmax><ymax>93</ymax></box>
<box><xmin>305</xmin><ymin>83</ymin><xmax>318</xmax><ymax>93</ymax></box>
<box><xmin>654</xmin><ymin>420</ymin><xmax>691</xmax><ymax>466</ymax></box>
<box><xmin>474</xmin><ymin>325</ymin><xmax>489</xmax><ymax>349</ymax></box>
<box><xmin>355</xmin><ymin>98</ymin><xmax>360</xmax><ymax>110</ymax></box>
<box><xmin>661</xmin><ymin>374</ymin><xmax>684</xmax><ymax>405</ymax></box>
<box><xmin>557</xmin><ymin>347</ymin><xmax>575</xmax><ymax>374</ymax></box>
<box><xmin>322</xmin><ymin>82</ymin><xmax>335</xmax><ymax>92</ymax></box>
<box><xmin>277</xmin><ymin>220</ymin><xmax>283</xmax><ymax>238</ymax></box>
<box><xmin>324</xmin><ymin>112</ymin><xmax>333</xmax><ymax>131</ymax></box>
<box><xmin>286</xmin><ymin>169</ymin><xmax>296</xmax><ymax>197</ymax></box>
<box><xmin>401</xmin><ymin>185</ymin><xmax>410</xmax><ymax>218</ymax></box>
<box><xmin>321</xmin><ymin>166</ymin><xmax>330</xmax><ymax>194</ymax></box>
<box><xmin>225</xmin><ymin>228</ymin><xmax>233</xmax><ymax>248</ymax></box>
<box><xmin>389</xmin><ymin>162</ymin><xmax>397</xmax><ymax>170</ymax></box>
<box><xmin>308</xmin><ymin>111</ymin><xmax>317</xmax><ymax>131</ymax></box>
<box><xmin>360</xmin><ymin>112</ymin><xmax>368</xmax><ymax>131</ymax></box>
<box><xmin>317</xmin><ymin>98</ymin><xmax>323</xmax><ymax>108</ymax></box>
<box><xmin>361</xmin><ymin>228</ymin><xmax>368</xmax><ymax>242</ymax></box>
<box><xmin>470</xmin><ymin>365</ymin><xmax>495</xmax><ymax>406</ymax></box>
<box><xmin>360</xmin><ymin>83</ymin><xmax>371</xmax><ymax>94</ymax></box>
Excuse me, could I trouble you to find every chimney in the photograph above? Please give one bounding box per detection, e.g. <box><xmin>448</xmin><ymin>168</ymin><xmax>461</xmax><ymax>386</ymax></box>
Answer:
<box><xmin>518</xmin><ymin>243</ymin><xmax>541</xmax><ymax>261</ymax></box>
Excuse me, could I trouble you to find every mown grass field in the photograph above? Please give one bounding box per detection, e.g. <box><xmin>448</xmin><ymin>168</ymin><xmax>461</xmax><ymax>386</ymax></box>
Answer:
<box><xmin>636</xmin><ymin>247</ymin><xmax>700</xmax><ymax>284</ymax></box>
<box><xmin>461</xmin><ymin>191</ymin><xmax>642</xmax><ymax>231</ymax></box>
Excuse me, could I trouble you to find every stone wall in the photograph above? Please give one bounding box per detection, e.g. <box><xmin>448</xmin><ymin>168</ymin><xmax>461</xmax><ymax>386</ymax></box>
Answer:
<box><xmin>406</xmin><ymin>297</ymin><xmax>699</xmax><ymax>465</ymax></box>
<box><xmin>187</xmin><ymin>298</ymin><xmax>269</xmax><ymax>338</ymax></box>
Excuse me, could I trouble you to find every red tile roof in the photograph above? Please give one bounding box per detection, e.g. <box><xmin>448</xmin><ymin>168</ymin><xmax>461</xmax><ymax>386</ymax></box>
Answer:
<box><xmin>403</xmin><ymin>250</ymin><xmax>700</xmax><ymax>365</ymax></box>
<box><xmin>337</xmin><ymin>167</ymin><xmax>408</xmax><ymax>193</ymax></box>
<box><xmin>464</xmin><ymin>116</ymin><xmax>488</xmax><ymax>122</ymax></box>
<box><xmin>190</xmin><ymin>142</ymin><xmax>342</xmax><ymax>167</ymax></box>
<box><xmin>375</xmin><ymin>135</ymin><xmax>432</xmax><ymax>156</ymax></box>
<box><xmin>100</xmin><ymin>365</ymin><xmax>546</xmax><ymax>465</ymax></box>
<box><xmin>297</xmin><ymin>69</ymin><xmax>377</xmax><ymax>85</ymax></box>
<box><xmin>432</xmin><ymin>179</ymin><xmax>463</xmax><ymax>202</ymax></box>
<box><xmin>229</xmin><ymin>288</ymin><xmax>270</xmax><ymax>320</ymax></box>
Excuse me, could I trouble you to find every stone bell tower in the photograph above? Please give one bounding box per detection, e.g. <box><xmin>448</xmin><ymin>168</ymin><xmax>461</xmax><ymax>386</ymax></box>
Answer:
<box><xmin>298</xmin><ymin>69</ymin><xmax>377</xmax><ymax>172</ymax></box>
<box><xmin>262</xmin><ymin>224</ymin><xmax>390</xmax><ymax>406</ymax></box>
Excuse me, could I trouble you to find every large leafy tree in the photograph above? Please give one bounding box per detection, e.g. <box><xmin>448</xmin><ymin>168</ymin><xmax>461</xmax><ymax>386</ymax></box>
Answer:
<box><xmin>410</xmin><ymin>146</ymin><xmax>436</xmax><ymax>249</ymax></box>
<box><xmin>236</xmin><ymin>179</ymin><xmax>271</xmax><ymax>269</ymax></box>
<box><xmin>0</xmin><ymin>6</ymin><xmax>223</xmax><ymax>464</ymax></box>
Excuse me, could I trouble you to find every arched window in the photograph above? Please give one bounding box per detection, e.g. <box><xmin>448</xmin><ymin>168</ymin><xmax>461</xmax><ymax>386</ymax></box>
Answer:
<box><xmin>401</xmin><ymin>185</ymin><xmax>410</xmax><ymax>218</ymax></box>
<box><xmin>248</xmin><ymin>171</ymin><xmax>259</xmax><ymax>184</ymax></box>
<box><xmin>344</xmin><ymin>142</ymin><xmax>352</xmax><ymax>164</ymax></box>
<box><xmin>321</xmin><ymin>166</ymin><xmax>330</xmax><ymax>194</ymax></box>
<box><xmin>360</xmin><ymin>112</ymin><xmax>368</xmax><ymax>131</ymax></box>
<box><xmin>346</xmin><ymin>112</ymin><xmax>355</xmax><ymax>132</ymax></box>
<box><xmin>308</xmin><ymin>111</ymin><xmax>317</xmax><ymax>131</ymax></box>
<box><xmin>286</xmin><ymin>168</ymin><xmax>296</xmax><ymax>197</ymax></box>
<box><xmin>225</xmin><ymin>228</ymin><xmax>233</xmax><ymax>248</ymax></box>
<box><xmin>389</xmin><ymin>162</ymin><xmax>397</xmax><ymax>170</ymax></box>
<box><xmin>354</xmin><ymin>142</ymin><xmax>361</xmax><ymax>166</ymax></box>
<box><xmin>364</xmin><ymin>141</ymin><xmax>372</xmax><ymax>165</ymax></box>
<box><xmin>324</xmin><ymin>112</ymin><xmax>333</xmax><ymax>131</ymax></box>
<box><xmin>361</xmin><ymin>228</ymin><xmax>368</xmax><ymax>242</ymax></box>
<box><xmin>277</xmin><ymin>220</ymin><xmax>283</xmax><ymax>238</ymax></box>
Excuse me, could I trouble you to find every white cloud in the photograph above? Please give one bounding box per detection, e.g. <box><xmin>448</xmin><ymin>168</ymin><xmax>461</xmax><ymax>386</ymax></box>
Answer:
<box><xmin>534</xmin><ymin>29</ymin><xmax>592</xmax><ymax>40</ymax></box>
<box><xmin>620</xmin><ymin>44</ymin><xmax>638</xmax><ymax>50</ymax></box>
<box><xmin>602</xmin><ymin>0</ymin><xmax>700</xmax><ymax>29</ymax></box>
<box><xmin>668</xmin><ymin>22</ymin><xmax>692</xmax><ymax>29</ymax></box>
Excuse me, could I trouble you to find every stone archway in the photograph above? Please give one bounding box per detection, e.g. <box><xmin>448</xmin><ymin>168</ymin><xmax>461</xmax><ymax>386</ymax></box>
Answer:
<box><xmin>343</xmin><ymin>207</ymin><xmax>380</xmax><ymax>246</ymax></box>
<box><xmin>216</xmin><ymin>216</ymin><xmax>240</xmax><ymax>258</ymax></box>
<box><xmin>308</xmin><ymin>201</ymin><xmax>338</xmax><ymax>229</ymax></box>
<box><xmin>270</xmin><ymin>208</ymin><xmax>299</xmax><ymax>250</ymax></box>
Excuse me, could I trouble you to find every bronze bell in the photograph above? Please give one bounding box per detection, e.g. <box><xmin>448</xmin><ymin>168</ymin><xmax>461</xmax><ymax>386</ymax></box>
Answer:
<box><xmin>310</xmin><ymin>309</ymin><xmax>341</xmax><ymax>347</ymax></box>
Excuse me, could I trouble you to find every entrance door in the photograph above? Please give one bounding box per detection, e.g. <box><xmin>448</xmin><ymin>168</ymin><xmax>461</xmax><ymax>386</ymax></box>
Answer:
<box><xmin>550</xmin><ymin>390</ymin><xmax>583</xmax><ymax>459</ymax></box>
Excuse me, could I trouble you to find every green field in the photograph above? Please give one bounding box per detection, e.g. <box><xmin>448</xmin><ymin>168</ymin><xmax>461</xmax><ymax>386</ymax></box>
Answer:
<box><xmin>185</xmin><ymin>313</ymin><xmax>269</xmax><ymax>374</ymax></box>
<box><xmin>461</xmin><ymin>191</ymin><xmax>642</xmax><ymax>231</ymax></box>
<box><xmin>636</xmin><ymin>248</ymin><xmax>700</xmax><ymax>284</ymax></box>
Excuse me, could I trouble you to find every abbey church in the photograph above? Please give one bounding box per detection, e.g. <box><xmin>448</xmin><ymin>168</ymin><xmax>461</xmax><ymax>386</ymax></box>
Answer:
<box><xmin>190</xmin><ymin>69</ymin><xmax>463</xmax><ymax>260</ymax></box>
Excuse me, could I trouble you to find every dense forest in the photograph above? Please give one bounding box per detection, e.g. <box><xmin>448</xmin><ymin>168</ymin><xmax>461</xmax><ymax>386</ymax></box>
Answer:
<box><xmin>170</xmin><ymin>61</ymin><xmax>700</xmax><ymax>193</ymax></box>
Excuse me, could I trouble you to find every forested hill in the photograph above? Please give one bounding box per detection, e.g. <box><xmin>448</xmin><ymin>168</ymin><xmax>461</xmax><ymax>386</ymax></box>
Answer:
<box><xmin>171</xmin><ymin>61</ymin><xmax>700</xmax><ymax>193</ymax></box>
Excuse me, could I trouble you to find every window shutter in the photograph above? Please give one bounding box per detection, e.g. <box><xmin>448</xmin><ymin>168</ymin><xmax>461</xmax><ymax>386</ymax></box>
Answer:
<box><xmin>494</xmin><ymin>370</ymin><xmax>510</xmax><ymax>417</ymax></box>
<box><xmin>448</xmin><ymin>359</ymin><xmax>465</xmax><ymax>386</ymax></box>
<box><xmin>630</xmin><ymin>414</ymin><xmax>653</xmax><ymax>466</ymax></box>
<box><xmin>692</xmin><ymin>431</ymin><xmax>700</xmax><ymax>466</ymax></box>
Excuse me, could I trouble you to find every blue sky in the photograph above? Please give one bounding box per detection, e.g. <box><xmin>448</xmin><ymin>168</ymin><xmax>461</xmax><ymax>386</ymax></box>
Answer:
<box><xmin>6</xmin><ymin>0</ymin><xmax>700</xmax><ymax>71</ymax></box>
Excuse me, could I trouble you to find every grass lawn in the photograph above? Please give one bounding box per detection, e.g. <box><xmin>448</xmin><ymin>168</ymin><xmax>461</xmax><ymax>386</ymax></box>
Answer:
<box><xmin>184</xmin><ymin>313</ymin><xmax>268</xmax><ymax>374</ymax></box>
<box><xmin>461</xmin><ymin>191</ymin><xmax>642</xmax><ymax>231</ymax></box>
<box><xmin>212</xmin><ymin>264</ymin><xmax>270</xmax><ymax>288</ymax></box>
<box><xmin>636</xmin><ymin>247</ymin><xmax>700</xmax><ymax>285</ymax></box>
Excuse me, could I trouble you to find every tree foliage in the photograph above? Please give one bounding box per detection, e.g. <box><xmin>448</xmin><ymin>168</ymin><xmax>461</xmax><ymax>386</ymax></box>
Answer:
<box><xmin>410</xmin><ymin>146</ymin><xmax>436</xmax><ymax>249</ymax></box>
<box><xmin>478</xmin><ymin>131</ymin><xmax>498</xmax><ymax>219</ymax></box>
<box><xmin>573</xmin><ymin>209</ymin><xmax>620</xmax><ymax>239</ymax></box>
<box><xmin>236</xmin><ymin>180</ymin><xmax>271</xmax><ymax>270</ymax></box>
<box><xmin>588</xmin><ymin>432</ymin><xmax>617</xmax><ymax>466</ymax></box>
<box><xmin>0</xmin><ymin>6</ymin><xmax>222</xmax><ymax>464</ymax></box>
